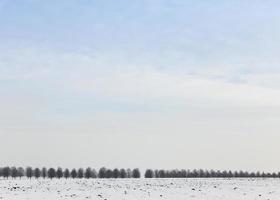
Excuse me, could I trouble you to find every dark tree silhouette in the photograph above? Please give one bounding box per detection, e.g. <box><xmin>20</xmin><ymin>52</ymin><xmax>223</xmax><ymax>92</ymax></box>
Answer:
<box><xmin>17</xmin><ymin>167</ymin><xmax>24</xmax><ymax>179</ymax></box>
<box><xmin>48</xmin><ymin>168</ymin><xmax>56</xmax><ymax>179</ymax></box>
<box><xmin>192</xmin><ymin>169</ymin><xmax>199</xmax><ymax>178</ymax></box>
<box><xmin>113</xmin><ymin>168</ymin><xmax>120</xmax><ymax>178</ymax></box>
<box><xmin>132</xmin><ymin>168</ymin><xmax>141</xmax><ymax>178</ymax></box>
<box><xmin>71</xmin><ymin>169</ymin><xmax>77</xmax><ymax>179</ymax></box>
<box><xmin>77</xmin><ymin>168</ymin><xmax>84</xmax><ymax>178</ymax></box>
<box><xmin>145</xmin><ymin>169</ymin><xmax>154</xmax><ymax>178</ymax></box>
<box><xmin>42</xmin><ymin>167</ymin><xmax>47</xmax><ymax>179</ymax></box>
<box><xmin>11</xmin><ymin>167</ymin><xmax>18</xmax><ymax>179</ymax></box>
<box><xmin>222</xmin><ymin>170</ymin><xmax>228</xmax><ymax>178</ymax></box>
<box><xmin>98</xmin><ymin>167</ymin><xmax>107</xmax><ymax>178</ymax></box>
<box><xmin>181</xmin><ymin>169</ymin><xmax>187</xmax><ymax>178</ymax></box>
<box><xmin>26</xmin><ymin>167</ymin><xmax>33</xmax><ymax>179</ymax></box>
<box><xmin>105</xmin><ymin>169</ymin><xmax>113</xmax><ymax>178</ymax></box>
<box><xmin>64</xmin><ymin>168</ymin><xmax>70</xmax><ymax>179</ymax></box>
<box><xmin>154</xmin><ymin>170</ymin><xmax>159</xmax><ymax>178</ymax></box>
<box><xmin>3</xmin><ymin>167</ymin><xmax>11</xmax><ymax>179</ymax></box>
<box><xmin>204</xmin><ymin>170</ymin><xmax>210</xmax><ymax>178</ymax></box>
<box><xmin>120</xmin><ymin>168</ymin><xmax>127</xmax><ymax>178</ymax></box>
<box><xmin>158</xmin><ymin>170</ymin><xmax>166</xmax><ymax>178</ymax></box>
<box><xmin>145</xmin><ymin>169</ymin><xmax>270</xmax><ymax>178</ymax></box>
<box><xmin>228</xmin><ymin>170</ymin><xmax>233</xmax><ymax>178</ymax></box>
<box><xmin>56</xmin><ymin>167</ymin><xmax>63</xmax><ymax>179</ymax></box>
<box><xmin>85</xmin><ymin>167</ymin><xmax>93</xmax><ymax>179</ymax></box>
<box><xmin>34</xmin><ymin>168</ymin><xmax>41</xmax><ymax>179</ymax></box>
<box><xmin>0</xmin><ymin>166</ymin><xmax>275</xmax><ymax>179</ymax></box>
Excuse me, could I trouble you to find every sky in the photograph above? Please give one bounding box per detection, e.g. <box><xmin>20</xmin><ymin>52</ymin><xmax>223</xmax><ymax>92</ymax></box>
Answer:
<box><xmin>1</xmin><ymin>0</ymin><xmax>280</xmax><ymax>172</ymax></box>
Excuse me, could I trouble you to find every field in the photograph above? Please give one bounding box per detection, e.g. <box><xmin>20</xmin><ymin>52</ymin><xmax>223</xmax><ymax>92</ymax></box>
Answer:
<box><xmin>0</xmin><ymin>178</ymin><xmax>279</xmax><ymax>200</ymax></box>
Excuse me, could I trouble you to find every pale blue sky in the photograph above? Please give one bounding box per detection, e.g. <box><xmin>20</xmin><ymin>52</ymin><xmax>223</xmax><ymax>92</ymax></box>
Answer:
<box><xmin>1</xmin><ymin>0</ymin><xmax>280</xmax><ymax>171</ymax></box>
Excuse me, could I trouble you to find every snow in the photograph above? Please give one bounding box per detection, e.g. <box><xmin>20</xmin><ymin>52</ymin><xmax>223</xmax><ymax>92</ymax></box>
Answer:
<box><xmin>0</xmin><ymin>178</ymin><xmax>280</xmax><ymax>200</ymax></box>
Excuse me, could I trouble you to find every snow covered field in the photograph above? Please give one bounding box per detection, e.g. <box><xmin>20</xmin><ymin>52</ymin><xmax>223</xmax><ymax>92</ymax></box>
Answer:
<box><xmin>0</xmin><ymin>178</ymin><xmax>279</xmax><ymax>200</ymax></box>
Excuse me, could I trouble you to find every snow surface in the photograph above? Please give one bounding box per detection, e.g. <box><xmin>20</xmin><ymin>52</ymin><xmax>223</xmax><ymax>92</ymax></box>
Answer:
<box><xmin>0</xmin><ymin>178</ymin><xmax>279</xmax><ymax>200</ymax></box>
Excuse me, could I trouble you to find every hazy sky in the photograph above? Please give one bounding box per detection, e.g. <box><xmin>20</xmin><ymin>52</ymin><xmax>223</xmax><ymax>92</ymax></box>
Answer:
<box><xmin>1</xmin><ymin>0</ymin><xmax>280</xmax><ymax>172</ymax></box>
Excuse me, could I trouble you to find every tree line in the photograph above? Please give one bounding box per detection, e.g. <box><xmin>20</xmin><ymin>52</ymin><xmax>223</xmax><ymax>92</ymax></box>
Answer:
<box><xmin>144</xmin><ymin>169</ymin><xmax>280</xmax><ymax>178</ymax></box>
<box><xmin>0</xmin><ymin>167</ymin><xmax>140</xmax><ymax>179</ymax></box>
<box><xmin>0</xmin><ymin>167</ymin><xmax>279</xmax><ymax>179</ymax></box>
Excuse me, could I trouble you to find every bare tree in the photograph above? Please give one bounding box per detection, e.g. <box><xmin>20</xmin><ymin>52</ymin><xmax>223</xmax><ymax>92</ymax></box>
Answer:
<box><xmin>42</xmin><ymin>167</ymin><xmax>47</xmax><ymax>179</ymax></box>
<box><xmin>85</xmin><ymin>167</ymin><xmax>93</xmax><ymax>179</ymax></box>
<box><xmin>11</xmin><ymin>167</ymin><xmax>18</xmax><ymax>179</ymax></box>
<box><xmin>105</xmin><ymin>169</ymin><xmax>113</xmax><ymax>178</ymax></box>
<box><xmin>120</xmin><ymin>168</ymin><xmax>127</xmax><ymax>178</ymax></box>
<box><xmin>71</xmin><ymin>169</ymin><xmax>77</xmax><ymax>179</ymax></box>
<box><xmin>77</xmin><ymin>168</ymin><xmax>84</xmax><ymax>178</ymax></box>
<box><xmin>34</xmin><ymin>168</ymin><xmax>41</xmax><ymax>179</ymax></box>
<box><xmin>98</xmin><ymin>167</ymin><xmax>106</xmax><ymax>178</ymax></box>
<box><xmin>113</xmin><ymin>168</ymin><xmax>120</xmax><ymax>178</ymax></box>
<box><xmin>48</xmin><ymin>168</ymin><xmax>56</xmax><ymax>179</ymax></box>
<box><xmin>26</xmin><ymin>167</ymin><xmax>33</xmax><ymax>179</ymax></box>
<box><xmin>17</xmin><ymin>167</ymin><xmax>24</xmax><ymax>179</ymax></box>
<box><xmin>3</xmin><ymin>167</ymin><xmax>11</xmax><ymax>179</ymax></box>
<box><xmin>145</xmin><ymin>169</ymin><xmax>154</xmax><ymax>178</ymax></box>
<box><xmin>63</xmin><ymin>168</ymin><xmax>70</xmax><ymax>179</ymax></box>
<box><xmin>56</xmin><ymin>167</ymin><xmax>63</xmax><ymax>179</ymax></box>
<box><xmin>132</xmin><ymin>168</ymin><xmax>141</xmax><ymax>178</ymax></box>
